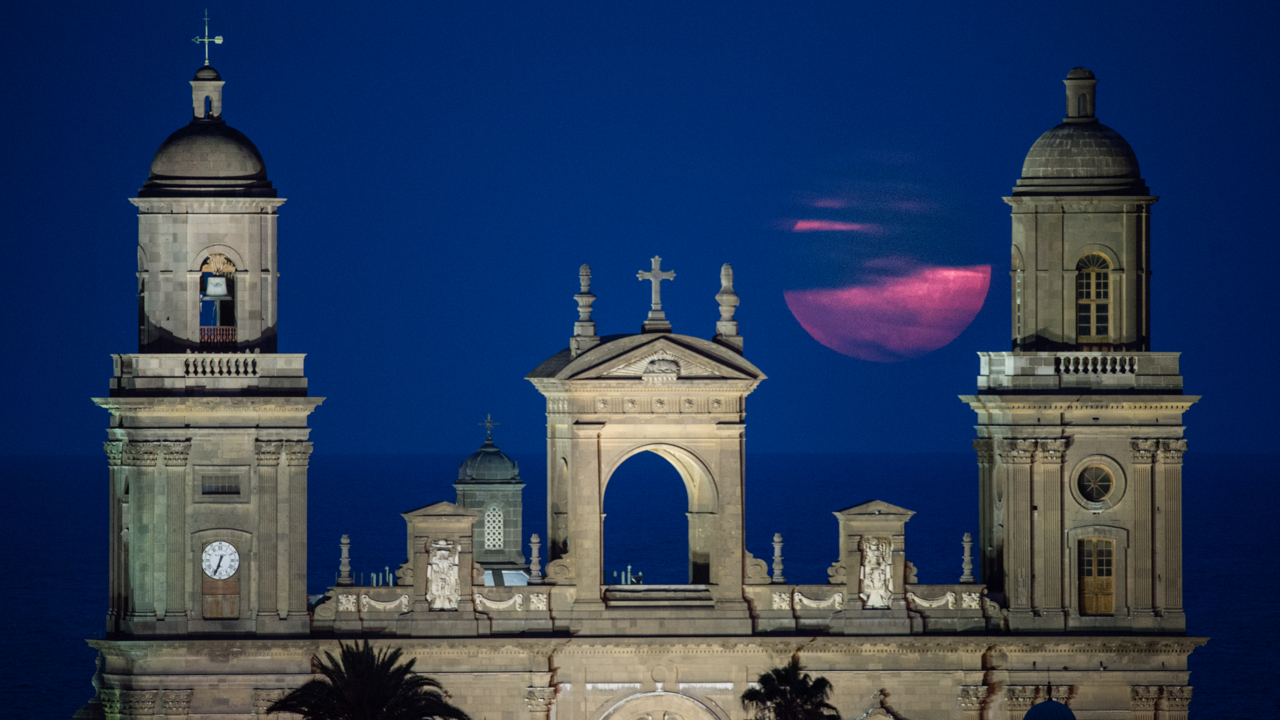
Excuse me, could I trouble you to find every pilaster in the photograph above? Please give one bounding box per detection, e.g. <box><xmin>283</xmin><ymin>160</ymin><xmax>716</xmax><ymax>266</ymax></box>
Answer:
<box><xmin>105</xmin><ymin>441</ymin><xmax>124</xmax><ymax>631</ymax></box>
<box><xmin>161</xmin><ymin>441</ymin><xmax>190</xmax><ymax>624</ymax></box>
<box><xmin>1155</xmin><ymin>439</ymin><xmax>1187</xmax><ymax>628</ymax></box>
<box><xmin>973</xmin><ymin>439</ymin><xmax>995</xmax><ymax>588</ymax></box>
<box><xmin>1032</xmin><ymin>438</ymin><xmax>1065</xmax><ymax>627</ymax></box>
<box><xmin>1130</xmin><ymin>439</ymin><xmax>1158</xmax><ymax>624</ymax></box>
<box><xmin>122</xmin><ymin>441</ymin><xmax>159</xmax><ymax>624</ymax></box>
<box><xmin>998</xmin><ymin>439</ymin><xmax>1035</xmax><ymax>624</ymax></box>
<box><xmin>283</xmin><ymin>441</ymin><xmax>312</xmax><ymax>622</ymax></box>
<box><xmin>255</xmin><ymin>441</ymin><xmax>282</xmax><ymax>626</ymax></box>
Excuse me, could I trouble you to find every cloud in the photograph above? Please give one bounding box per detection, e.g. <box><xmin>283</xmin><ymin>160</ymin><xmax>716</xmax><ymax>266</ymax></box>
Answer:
<box><xmin>784</xmin><ymin>263</ymin><xmax>991</xmax><ymax>362</ymax></box>
<box><xmin>791</xmin><ymin>220</ymin><xmax>885</xmax><ymax>233</ymax></box>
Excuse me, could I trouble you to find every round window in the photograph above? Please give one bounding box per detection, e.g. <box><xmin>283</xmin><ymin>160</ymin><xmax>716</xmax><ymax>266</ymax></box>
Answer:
<box><xmin>1077</xmin><ymin>466</ymin><xmax>1113</xmax><ymax>502</ymax></box>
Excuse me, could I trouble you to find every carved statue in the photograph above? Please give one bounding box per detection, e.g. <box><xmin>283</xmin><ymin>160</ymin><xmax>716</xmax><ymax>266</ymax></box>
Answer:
<box><xmin>426</xmin><ymin>540</ymin><xmax>461</xmax><ymax>610</ymax></box>
<box><xmin>859</xmin><ymin>536</ymin><xmax>893</xmax><ymax>609</ymax></box>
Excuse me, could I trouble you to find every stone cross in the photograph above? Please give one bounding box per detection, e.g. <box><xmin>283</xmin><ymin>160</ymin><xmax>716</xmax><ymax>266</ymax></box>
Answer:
<box><xmin>191</xmin><ymin>10</ymin><xmax>224</xmax><ymax>67</ymax></box>
<box><xmin>637</xmin><ymin>256</ymin><xmax>675</xmax><ymax>333</ymax></box>
<box><xmin>479</xmin><ymin>414</ymin><xmax>498</xmax><ymax>441</ymax></box>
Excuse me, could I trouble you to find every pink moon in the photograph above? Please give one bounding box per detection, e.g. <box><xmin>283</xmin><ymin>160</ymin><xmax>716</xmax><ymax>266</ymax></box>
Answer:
<box><xmin>784</xmin><ymin>264</ymin><xmax>991</xmax><ymax>362</ymax></box>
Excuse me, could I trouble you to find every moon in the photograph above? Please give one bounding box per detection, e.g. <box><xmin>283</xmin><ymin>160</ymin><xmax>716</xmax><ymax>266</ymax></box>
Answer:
<box><xmin>784</xmin><ymin>263</ymin><xmax>991</xmax><ymax>362</ymax></box>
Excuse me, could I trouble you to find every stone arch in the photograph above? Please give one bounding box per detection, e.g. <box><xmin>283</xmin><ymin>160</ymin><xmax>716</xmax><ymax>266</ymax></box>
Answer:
<box><xmin>597</xmin><ymin>692</ymin><xmax>727</xmax><ymax>720</ymax></box>
<box><xmin>602</xmin><ymin>443</ymin><xmax>719</xmax><ymax>513</ymax></box>
<box><xmin>189</xmin><ymin>244</ymin><xmax>245</xmax><ymax>273</ymax></box>
<box><xmin>1072</xmin><ymin>243</ymin><xmax>1120</xmax><ymax>270</ymax></box>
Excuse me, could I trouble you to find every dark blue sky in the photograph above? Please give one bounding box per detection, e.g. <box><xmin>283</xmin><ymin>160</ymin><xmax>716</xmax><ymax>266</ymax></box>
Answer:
<box><xmin>5</xmin><ymin>1</ymin><xmax>1277</xmax><ymax>456</ymax></box>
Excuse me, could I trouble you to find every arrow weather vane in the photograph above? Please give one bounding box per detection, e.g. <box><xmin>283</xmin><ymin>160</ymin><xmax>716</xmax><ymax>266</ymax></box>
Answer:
<box><xmin>192</xmin><ymin>10</ymin><xmax>224</xmax><ymax>66</ymax></box>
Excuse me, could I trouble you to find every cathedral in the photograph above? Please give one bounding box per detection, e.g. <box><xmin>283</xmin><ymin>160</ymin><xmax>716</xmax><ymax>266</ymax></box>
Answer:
<box><xmin>79</xmin><ymin>60</ymin><xmax>1203</xmax><ymax>720</ymax></box>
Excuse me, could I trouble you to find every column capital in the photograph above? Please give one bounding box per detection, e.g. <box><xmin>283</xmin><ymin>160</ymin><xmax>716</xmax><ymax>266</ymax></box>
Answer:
<box><xmin>104</xmin><ymin>441</ymin><xmax>123</xmax><ymax>467</ymax></box>
<box><xmin>1130</xmin><ymin>685</ymin><xmax>1159</xmax><ymax>712</ymax></box>
<box><xmin>1159</xmin><ymin>685</ymin><xmax>1193</xmax><ymax>712</ymax></box>
<box><xmin>957</xmin><ymin>685</ymin><xmax>987</xmax><ymax>711</ymax></box>
<box><xmin>525</xmin><ymin>686</ymin><xmax>555</xmax><ymax>713</ymax></box>
<box><xmin>284</xmin><ymin>441</ymin><xmax>313</xmax><ymax>466</ymax></box>
<box><xmin>1130</xmin><ymin>438</ymin><xmax>1159</xmax><ymax>463</ymax></box>
<box><xmin>997</xmin><ymin>439</ymin><xmax>1036</xmax><ymax>464</ymax></box>
<box><xmin>1035</xmin><ymin>438</ymin><xmax>1067</xmax><ymax>463</ymax></box>
<box><xmin>161</xmin><ymin>441</ymin><xmax>191</xmax><ymax>467</ymax></box>
<box><xmin>1158</xmin><ymin>439</ymin><xmax>1188</xmax><ymax>465</ymax></box>
<box><xmin>972</xmin><ymin>439</ymin><xmax>994</xmax><ymax>464</ymax></box>
<box><xmin>1003</xmin><ymin>685</ymin><xmax>1037</xmax><ymax>711</ymax></box>
<box><xmin>255</xmin><ymin>440</ymin><xmax>283</xmax><ymax>465</ymax></box>
<box><xmin>122</xmin><ymin>441</ymin><xmax>160</xmax><ymax>467</ymax></box>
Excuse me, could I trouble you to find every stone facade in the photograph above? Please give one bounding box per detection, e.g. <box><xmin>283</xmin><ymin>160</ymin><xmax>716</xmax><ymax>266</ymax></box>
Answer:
<box><xmin>78</xmin><ymin>66</ymin><xmax>1204</xmax><ymax>719</ymax></box>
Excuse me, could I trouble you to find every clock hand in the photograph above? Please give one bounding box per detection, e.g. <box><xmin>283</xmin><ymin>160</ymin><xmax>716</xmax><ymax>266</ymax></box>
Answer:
<box><xmin>214</xmin><ymin>555</ymin><xmax>224</xmax><ymax>574</ymax></box>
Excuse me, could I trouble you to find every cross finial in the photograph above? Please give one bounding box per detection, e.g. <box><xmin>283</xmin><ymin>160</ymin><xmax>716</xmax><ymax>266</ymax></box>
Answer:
<box><xmin>637</xmin><ymin>256</ymin><xmax>676</xmax><ymax>333</ymax></box>
<box><xmin>192</xmin><ymin>10</ymin><xmax>224</xmax><ymax>66</ymax></box>
<box><xmin>478</xmin><ymin>414</ymin><xmax>499</xmax><ymax>441</ymax></box>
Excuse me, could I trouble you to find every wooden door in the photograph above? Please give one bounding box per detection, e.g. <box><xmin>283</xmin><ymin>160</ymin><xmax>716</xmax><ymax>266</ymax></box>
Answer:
<box><xmin>1078</xmin><ymin>538</ymin><xmax>1114</xmax><ymax>615</ymax></box>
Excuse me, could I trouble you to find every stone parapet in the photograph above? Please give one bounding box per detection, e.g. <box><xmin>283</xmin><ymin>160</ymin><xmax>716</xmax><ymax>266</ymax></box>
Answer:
<box><xmin>976</xmin><ymin>352</ymin><xmax>1181</xmax><ymax>393</ymax></box>
<box><xmin>109</xmin><ymin>353</ymin><xmax>308</xmax><ymax>395</ymax></box>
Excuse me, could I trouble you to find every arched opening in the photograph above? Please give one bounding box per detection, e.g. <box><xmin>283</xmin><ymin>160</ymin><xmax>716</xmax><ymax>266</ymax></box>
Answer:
<box><xmin>1075</xmin><ymin>253</ymin><xmax>1111</xmax><ymax>347</ymax></box>
<box><xmin>203</xmin><ymin>95</ymin><xmax>211</xmax><ymax>118</ymax></box>
<box><xmin>199</xmin><ymin>253</ymin><xmax>237</xmax><ymax>348</ymax></box>
<box><xmin>1078</xmin><ymin>93</ymin><xmax>1086</xmax><ymax>116</ymax></box>
<box><xmin>603</xmin><ymin>451</ymin><xmax>692</xmax><ymax>585</ymax></box>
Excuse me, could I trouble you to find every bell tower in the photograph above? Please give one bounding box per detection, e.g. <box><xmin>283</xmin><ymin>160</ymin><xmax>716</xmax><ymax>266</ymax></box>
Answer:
<box><xmin>963</xmin><ymin>69</ymin><xmax>1195</xmax><ymax>632</ymax></box>
<box><xmin>94</xmin><ymin>63</ymin><xmax>321</xmax><ymax>636</ymax></box>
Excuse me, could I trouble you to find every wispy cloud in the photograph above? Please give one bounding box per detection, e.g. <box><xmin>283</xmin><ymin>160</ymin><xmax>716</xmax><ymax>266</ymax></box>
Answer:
<box><xmin>791</xmin><ymin>220</ymin><xmax>885</xmax><ymax>233</ymax></box>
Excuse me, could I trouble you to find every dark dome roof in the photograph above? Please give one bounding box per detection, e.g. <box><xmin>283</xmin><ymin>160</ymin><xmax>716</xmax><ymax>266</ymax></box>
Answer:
<box><xmin>458</xmin><ymin>439</ymin><xmax>520</xmax><ymax>483</ymax></box>
<box><xmin>1023</xmin><ymin>700</ymin><xmax>1076</xmax><ymax>720</ymax></box>
<box><xmin>194</xmin><ymin>65</ymin><xmax>222</xmax><ymax>80</ymax></box>
<box><xmin>140</xmin><ymin>122</ymin><xmax>275</xmax><ymax>198</ymax></box>
<box><xmin>1022</xmin><ymin>122</ymin><xmax>1140</xmax><ymax>180</ymax></box>
<box><xmin>1066</xmin><ymin>67</ymin><xmax>1095</xmax><ymax>80</ymax></box>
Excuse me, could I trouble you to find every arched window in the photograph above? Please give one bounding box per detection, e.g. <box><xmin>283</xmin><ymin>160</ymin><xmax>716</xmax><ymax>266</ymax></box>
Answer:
<box><xmin>199</xmin><ymin>253</ymin><xmax>237</xmax><ymax>347</ymax></box>
<box><xmin>1078</xmin><ymin>93</ymin><xmax>1086</xmax><ymax>116</ymax></box>
<box><xmin>1076</xmin><ymin>254</ymin><xmax>1110</xmax><ymax>343</ymax></box>
<box><xmin>484</xmin><ymin>506</ymin><xmax>503</xmax><ymax>550</ymax></box>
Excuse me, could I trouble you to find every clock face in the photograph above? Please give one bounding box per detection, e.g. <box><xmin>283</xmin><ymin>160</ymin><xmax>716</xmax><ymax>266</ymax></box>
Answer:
<box><xmin>202</xmin><ymin>541</ymin><xmax>240</xmax><ymax>580</ymax></box>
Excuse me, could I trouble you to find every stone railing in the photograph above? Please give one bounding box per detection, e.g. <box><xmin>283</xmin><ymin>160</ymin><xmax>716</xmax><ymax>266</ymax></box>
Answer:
<box><xmin>109</xmin><ymin>353</ymin><xmax>307</xmax><ymax>395</ymax></box>
<box><xmin>977</xmin><ymin>352</ymin><xmax>1182</xmax><ymax>392</ymax></box>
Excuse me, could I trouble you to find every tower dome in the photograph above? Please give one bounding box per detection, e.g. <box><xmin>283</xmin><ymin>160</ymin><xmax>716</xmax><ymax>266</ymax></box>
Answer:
<box><xmin>138</xmin><ymin>66</ymin><xmax>276</xmax><ymax>198</ymax></box>
<box><xmin>1013</xmin><ymin>68</ymin><xmax>1147</xmax><ymax>196</ymax></box>
<box><xmin>458</xmin><ymin>438</ymin><xmax>520</xmax><ymax>482</ymax></box>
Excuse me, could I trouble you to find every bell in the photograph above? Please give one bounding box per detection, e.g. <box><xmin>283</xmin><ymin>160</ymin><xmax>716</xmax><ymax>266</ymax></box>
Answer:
<box><xmin>203</xmin><ymin>276</ymin><xmax>229</xmax><ymax>300</ymax></box>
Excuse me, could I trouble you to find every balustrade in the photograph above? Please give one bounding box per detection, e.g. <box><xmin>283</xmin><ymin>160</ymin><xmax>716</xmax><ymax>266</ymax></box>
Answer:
<box><xmin>1055</xmin><ymin>354</ymin><xmax>1137</xmax><ymax>375</ymax></box>
<box><xmin>184</xmin><ymin>355</ymin><xmax>259</xmax><ymax>378</ymax></box>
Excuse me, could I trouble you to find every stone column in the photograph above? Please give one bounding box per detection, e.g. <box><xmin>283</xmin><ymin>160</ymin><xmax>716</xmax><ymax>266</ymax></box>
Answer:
<box><xmin>1155</xmin><ymin>440</ymin><xmax>1187</xmax><ymax>627</ymax></box>
<box><xmin>1033</xmin><ymin>439</ymin><xmax>1065</xmax><ymax>626</ymax></box>
<box><xmin>568</xmin><ymin>422</ymin><xmax>605</xmax><ymax>609</ymax></box>
<box><xmin>1130</xmin><ymin>439</ymin><xmax>1158</xmax><ymax>623</ymax></box>
<box><xmin>284</xmin><ymin>441</ymin><xmax>313</xmax><ymax>621</ymax></box>
<box><xmin>123</xmin><ymin>441</ymin><xmax>159</xmax><ymax>622</ymax></box>
<box><xmin>1130</xmin><ymin>686</ymin><xmax>1159</xmax><ymax>720</ymax></box>
<box><xmin>104</xmin><ymin>441</ymin><xmax>124</xmax><ymax>631</ymax></box>
<box><xmin>973</xmin><ymin>439</ymin><xmax>995</xmax><ymax>587</ymax></box>
<box><xmin>161</xmin><ymin>441</ymin><xmax>190</xmax><ymax>622</ymax></box>
<box><xmin>997</xmin><ymin>439</ymin><xmax>1035</xmax><ymax>621</ymax></box>
<box><xmin>255</xmin><ymin>441</ymin><xmax>283</xmax><ymax>624</ymax></box>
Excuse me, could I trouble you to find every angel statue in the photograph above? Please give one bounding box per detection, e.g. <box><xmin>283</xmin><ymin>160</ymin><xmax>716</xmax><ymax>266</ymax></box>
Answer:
<box><xmin>426</xmin><ymin>539</ymin><xmax>461</xmax><ymax>610</ymax></box>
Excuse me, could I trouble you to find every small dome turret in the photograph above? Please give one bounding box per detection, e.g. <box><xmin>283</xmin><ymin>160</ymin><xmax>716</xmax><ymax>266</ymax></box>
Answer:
<box><xmin>138</xmin><ymin>67</ymin><xmax>276</xmax><ymax>198</ymax></box>
<box><xmin>1013</xmin><ymin>68</ymin><xmax>1148</xmax><ymax>196</ymax></box>
<box><xmin>458</xmin><ymin>438</ymin><xmax>520</xmax><ymax>483</ymax></box>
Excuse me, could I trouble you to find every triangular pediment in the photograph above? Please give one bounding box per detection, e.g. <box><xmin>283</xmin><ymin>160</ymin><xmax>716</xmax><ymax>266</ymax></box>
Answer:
<box><xmin>560</xmin><ymin>334</ymin><xmax>763</xmax><ymax>382</ymax></box>
<box><xmin>836</xmin><ymin>500</ymin><xmax>916</xmax><ymax>518</ymax></box>
<box><xmin>401</xmin><ymin>501</ymin><xmax>479</xmax><ymax>519</ymax></box>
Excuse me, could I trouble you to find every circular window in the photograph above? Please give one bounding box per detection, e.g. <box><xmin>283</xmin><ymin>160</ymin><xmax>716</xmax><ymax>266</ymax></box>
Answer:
<box><xmin>1077</xmin><ymin>466</ymin><xmax>1113</xmax><ymax>502</ymax></box>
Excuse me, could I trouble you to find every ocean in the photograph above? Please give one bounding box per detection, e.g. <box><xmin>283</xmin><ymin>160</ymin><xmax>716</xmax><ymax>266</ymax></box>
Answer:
<box><xmin>8</xmin><ymin>452</ymin><xmax>1270</xmax><ymax>718</ymax></box>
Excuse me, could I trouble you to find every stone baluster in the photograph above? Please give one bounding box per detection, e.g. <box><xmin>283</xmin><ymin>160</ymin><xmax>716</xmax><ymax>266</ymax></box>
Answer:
<box><xmin>771</xmin><ymin>533</ymin><xmax>785</xmax><ymax>584</ymax></box>
<box><xmin>338</xmin><ymin>534</ymin><xmax>353</xmax><ymax>586</ymax></box>
<box><xmin>960</xmin><ymin>532</ymin><xmax>974</xmax><ymax>583</ymax></box>
<box><xmin>529</xmin><ymin>533</ymin><xmax>543</xmax><ymax>584</ymax></box>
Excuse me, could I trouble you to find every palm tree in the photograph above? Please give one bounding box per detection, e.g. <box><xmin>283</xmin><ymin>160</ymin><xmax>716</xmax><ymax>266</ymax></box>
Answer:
<box><xmin>267</xmin><ymin>640</ymin><xmax>473</xmax><ymax>720</ymax></box>
<box><xmin>741</xmin><ymin>657</ymin><xmax>840</xmax><ymax>720</ymax></box>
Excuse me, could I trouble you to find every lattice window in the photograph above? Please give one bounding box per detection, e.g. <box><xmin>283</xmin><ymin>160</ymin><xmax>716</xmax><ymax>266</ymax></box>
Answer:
<box><xmin>484</xmin><ymin>506</ymin><xmax>503</xmax><ymax>550</ymax></box>
<box><xmin>1078</xmin><ymin>538</ymin><xmax>1115</xmax><ymax>615</ymax></box>
<box><xmin>201</xmin><ymin>474</ymin><xmax>241</xmax><ymax>495</ymax></box>
<box><xmin>1076</xmin><ymin>254</ymin><xmax>1111</xmax><ymax>341</ymax></box>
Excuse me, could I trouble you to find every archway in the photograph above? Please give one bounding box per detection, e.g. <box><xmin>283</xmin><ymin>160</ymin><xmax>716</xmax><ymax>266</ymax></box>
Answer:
<box><xmin>597</xmin><ymin>692</ymin><xmax>726</xmax><ymax>720</ymax></box>
<box><xmin>603</xmin><ymin>451</ymin><xmax>691</xmax><ymax>585</ymax></box>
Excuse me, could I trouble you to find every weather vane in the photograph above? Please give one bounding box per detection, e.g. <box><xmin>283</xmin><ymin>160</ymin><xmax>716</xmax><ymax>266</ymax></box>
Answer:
<box><xmin>192</xmin><ymin>9</ymin><xmax>223</xmax><ymax>66</ymax></box>
<box><xmin>479</xmin><ymin>414</ymin><xmax>499</xmax><ymax>441</ymax></box>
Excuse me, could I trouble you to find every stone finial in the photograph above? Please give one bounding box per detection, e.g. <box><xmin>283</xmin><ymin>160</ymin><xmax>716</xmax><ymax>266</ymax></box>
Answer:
<box><xmin>570</xmin><ymin>264</ymin><xmax>600</xmax><ymax>358</ymax></box>
<box><xmin>771</xmin><ymin>533</ymin><xmax>786</xmax><ymax>584</ymax></box>
<box><xmin>713</xmin><ymin>263</ymin><xmax>743</xmax><ymax>353</ymax></box>
<box><xmin>960</xmin><ymin>532</ymin><xmax>975</xmax><ymax>583</ymax></box>
<box><xmin>637</xmin><ymin>256</ymin><xmax>676</xmax><ymax>333</ymax></box>
<box><xmin>529</xmin><ymin>533</ymin><xmax>543</xmax><ymax>584</ymax></box>
<box><xmin>337</xmin><ymin>534</ymin><xmax>353</xmax><ymax>586</ymax></box>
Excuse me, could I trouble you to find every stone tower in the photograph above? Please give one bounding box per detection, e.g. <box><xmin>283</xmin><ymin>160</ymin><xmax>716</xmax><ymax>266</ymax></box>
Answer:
<box><xmin>454</xmin><ymin>426</ymin><xmax>527</xmax><ymax>581</ymax></box>
<box><xmin>93</xmin><ymin>65</ymin><xmax>321</xmax><ymax>636</ymax></box>
<box><xmin>963</xmin><ymin>68</ymin><xmax>1195</xmax><ymax>632</ymax></box>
